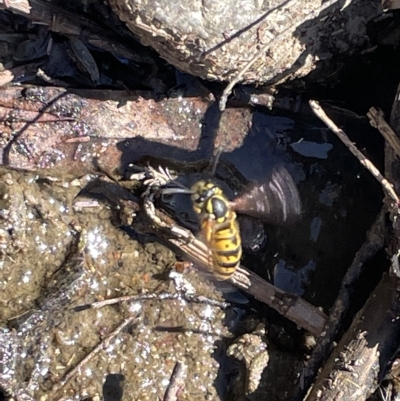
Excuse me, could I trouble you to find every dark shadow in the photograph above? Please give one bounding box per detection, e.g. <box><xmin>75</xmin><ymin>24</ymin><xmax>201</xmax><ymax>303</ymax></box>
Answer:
<box><xmin>213</xmin><ymin>345</ymin><xmax>246</xmax><ymax>401</ymax></box>
<box><xmin>117</xmin><ymin>100</ymin><xmax>223</xmax><ymax>174</ymax></box>
<box><xmin>2</xmin><ymin>90</ymin><xmax>70</xmax><ymax>166</ymax></box>
<box><xmin>102</xmin><ymin>373</ymin><xmax>125</xmax><ymax>401</ymax></box>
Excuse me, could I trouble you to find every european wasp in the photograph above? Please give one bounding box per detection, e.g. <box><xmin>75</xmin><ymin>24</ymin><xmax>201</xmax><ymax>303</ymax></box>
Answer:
<box><xmin>190</xmin><ymin>165</ymin><xmax>301</xmax><ymax>280</ymax></box>
<box><xmin>191</xmin><ymin>180</ymin><xmax>242</xmax><ymax>280</ymax></box>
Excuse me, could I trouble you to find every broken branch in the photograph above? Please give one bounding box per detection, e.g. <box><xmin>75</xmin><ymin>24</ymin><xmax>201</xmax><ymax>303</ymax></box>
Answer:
<box><xmin>309</xmin><ymin>99</ymin><xmax>400</xmax><ymax>204</ymax></box>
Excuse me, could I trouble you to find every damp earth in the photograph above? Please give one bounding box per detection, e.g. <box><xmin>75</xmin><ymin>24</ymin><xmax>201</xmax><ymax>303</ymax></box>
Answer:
<box><xmin>0</xmin><ymin>101</ymin><xmax>383</xmax><ymax>400</ymax></box>
<box><xmin>0</xmin><ymin>2</ymin><xmax>394</xmax><ymax>400</ymax></box>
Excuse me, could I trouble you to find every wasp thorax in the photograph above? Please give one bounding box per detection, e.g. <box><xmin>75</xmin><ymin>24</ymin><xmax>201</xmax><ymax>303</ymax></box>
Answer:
<box><xmin>210</xmin><ymin>197</ymin><xmax>229</xmax><ymax>219</ymax></box>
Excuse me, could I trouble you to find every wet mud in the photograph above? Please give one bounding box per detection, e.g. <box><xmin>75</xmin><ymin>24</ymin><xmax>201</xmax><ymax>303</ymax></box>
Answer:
<box><xmin>0</xmin><ymin>98</ymin><xmax>383</xmax><ymax>400</ymax></box>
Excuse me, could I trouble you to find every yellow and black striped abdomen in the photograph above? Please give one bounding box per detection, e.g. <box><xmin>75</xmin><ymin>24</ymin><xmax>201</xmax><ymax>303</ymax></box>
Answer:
<box><xmin>207</xmin><ymin>209</ymin><xmax>242</xmax><ymax>280</ymax></box>
<box><xmin>192</xmin><ymin>182</ymin><xmax>242</xmax><ymax>280</ymax></box>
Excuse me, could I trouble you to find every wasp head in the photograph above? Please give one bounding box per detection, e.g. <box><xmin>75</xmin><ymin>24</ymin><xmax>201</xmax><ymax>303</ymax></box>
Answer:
<box><xmin>191</xmin><ymin>181</ymin><xmax>218</xmax><ymax>203</ymax></box>
<box><xmin>191</xmin><ymin>181</ymin><xmax>230</xmax><ymax>219</ymax></box>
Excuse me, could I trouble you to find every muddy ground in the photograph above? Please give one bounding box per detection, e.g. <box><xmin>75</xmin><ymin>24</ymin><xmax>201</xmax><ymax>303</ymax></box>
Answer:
<box><xmin>0</xmin><ymin>2</ymin><xmax>399</xmax><ymax>401</ymax></box>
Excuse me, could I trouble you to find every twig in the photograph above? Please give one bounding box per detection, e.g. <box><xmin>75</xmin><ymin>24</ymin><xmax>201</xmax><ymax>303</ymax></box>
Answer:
<box><xmin>304</xmin><ymin>259</ymin><xmax>400</xmax><ymax>401</ymax></box>
<box><xmin>143</xmin><ymin>197</ymin><xmax>328</xmax><ymax>336</ymax></box>
<box><xmin>309</xmin><ymin>100</ymin><xmax>400</xmax><ymax>204</ymax></box>
<box><xmin>163</xmin><ymin>361</ymin><xmax>187</xmax><ymax>401</ymax></box>
<box><xmin>112</xmin><ymin>164</ymin><xmax>327</xmax><ymax>335</ymax></box>
<box><xmin>291</xmin><ymin>208</ymin><xmax>386</xmax><ymax>401</ymax></box>
<box><xmin>74</xmin><ymin>292</ymin><xmax>180</xmax><ymax>310</ymax></box>
<box><xmin>219</xmin><ymin>0</ymin><xmax>340</xmax><ymax>111</ymax></box>
<box><xmin>74</xmin><ymin>290</ymin><xmax>229</xmax><ymax>311</ymax></box>
<box><xmin>4</xmin><ymin>0</ymin><xmax>156</xmax><ymax>68</ymax></box>
<box><xmin>51</xmin><ymin>315</ymin><xmax>138</xmax><ymax>394</ymax></box>
<box><xmin>0</xmin><ymin>0</ymin><xmax>31</xmax><ymax>13</ymax></box>
<box><xmin>367</xmin><ymin>107</ymin><xmax>400</xmax><ymax>158</ymax></box>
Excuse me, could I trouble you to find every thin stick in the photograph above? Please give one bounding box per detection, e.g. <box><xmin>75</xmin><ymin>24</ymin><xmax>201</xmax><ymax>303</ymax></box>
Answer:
<box><xmin>74</xmin><ymin>290</ymin><xmax>229</xmax><ymax>311</ymax></box>
<box><xmin>74</xmin><ymin>292</ymin><xmax>179</xmax><ymax>310</ymax></box>
<box><xmin>309</xmin><ymin>100</ymin><xmax>400</xmax><ymax>204</ymax></box>
<box><xmin>143</xmin><ymin>198</ymin><xmax>328</xmax><ymax>336</ymax></box>
<box><xmin>163</xmin><ymin>361</ymin><xmax>187</xmax><ymax>401</ymax></box>
<box><xmin>367</xmin><ymin>107</ymin><xmax>400</xmax><ymax>158</ymax></box>
<box><xmin>219</xmin><ymin>0</ymin><xmax>339</xmax><ymax>111</ymax></box>
<box><xmin>51</xmin><ymin>315</ymin><xmax>137</xmax><ymax>393</ymax></box>
<box><xmin>290</xmin><ymin>207</ymin><xmax>386</xmax><ymax>401</ymax></box>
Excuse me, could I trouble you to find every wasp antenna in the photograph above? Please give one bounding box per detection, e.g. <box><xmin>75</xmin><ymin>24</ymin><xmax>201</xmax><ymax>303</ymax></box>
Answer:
<box><xmin>210</xmin><ymin>147</ymin><xmax>223</xmax><ymax>177</ymax></box>
<box><xmin>160</xmin><ymin>187</ymin><xmax>193</xmax><ymax>195</ymax></box>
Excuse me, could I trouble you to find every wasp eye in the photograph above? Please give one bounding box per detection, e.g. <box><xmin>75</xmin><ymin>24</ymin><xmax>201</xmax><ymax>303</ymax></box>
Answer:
<box><xmin>198</xmin><ymin>192</ymin><xmax>207</xmax><ymax>202</ymax></box>
<box><xmin>211</xmin><ymin>197</ymin><xmax>228</xmax><ymax>219</ymax></box>
<box><xmin>191</xmin><ymin>193</ymin><xmax>200</xmax><ymax>202</ymax></box>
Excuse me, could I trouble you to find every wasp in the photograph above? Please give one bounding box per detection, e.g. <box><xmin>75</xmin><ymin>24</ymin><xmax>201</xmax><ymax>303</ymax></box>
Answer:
<box><xmin>191</xmin><ymin>180</ymin><xmax>242</xmax><ymax>280</ymax></box>
<box><xmin>189</xmin><ymin>165</ymin><xmax>301</xmax><ymax>280</ymax></box>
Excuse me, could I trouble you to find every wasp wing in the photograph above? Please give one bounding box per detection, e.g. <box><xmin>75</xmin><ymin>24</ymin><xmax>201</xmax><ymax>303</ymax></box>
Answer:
<box><xmin>195</xmin><ymin>216</ymin><xmax>217</xmax><ymax>271</ymax></box>
<box><xmin>232</xmin><ymin>165</ymin><xmax>301</xmax><ymax>224</ymax></box>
